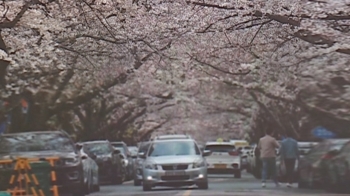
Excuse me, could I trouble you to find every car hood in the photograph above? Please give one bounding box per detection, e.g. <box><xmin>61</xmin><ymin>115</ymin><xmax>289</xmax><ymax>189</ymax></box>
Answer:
<box><xmin>146</xmin><ymin>155</ymin><xmax>202</xmax><ymax>165</ymax></box>
<box><xmin>0</xmin><ymin>151</ymin><xmax>77</xmax><ymax>160</ymax></box>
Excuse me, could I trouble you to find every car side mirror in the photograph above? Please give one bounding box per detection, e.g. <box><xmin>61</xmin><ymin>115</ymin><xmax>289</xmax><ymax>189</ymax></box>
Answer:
<box><xmin>138</xmin><ymin>152</ymin><xmax>146</xmax><ymax>159</ymax></box>
<box><xmin>202</xmin><ymin>150</ymin><xmax>211</xmax><ymax>157</ymax></box>
<box><xmin>76</xmin><ymin>143</ymin><xmax>83</xmax><ymax>151</ymax></box>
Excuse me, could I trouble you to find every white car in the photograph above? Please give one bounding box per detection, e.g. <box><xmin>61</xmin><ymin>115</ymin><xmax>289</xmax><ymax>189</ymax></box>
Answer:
<box><xmin>204</xmin><ymin>142</ymin><xmax>242</xmax><ymax>178</ymax></box>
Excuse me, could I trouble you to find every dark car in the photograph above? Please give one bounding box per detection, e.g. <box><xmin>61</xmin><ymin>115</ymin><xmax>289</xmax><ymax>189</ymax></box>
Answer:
<box><xmin>133</xmin><ymin>141</ymin><xmax>151</xmax><ymax>186</ymax></box>
<box><xmin>298</xmin><ymin>139</ymin><xmax>350</xmax><ymax>189</ymax></box>
<box><xmin>0</xmin><ymin>131</ymin><xmax>86</xmax><ymax>196</ymax></box>
<box><xmin>82</xmin><ymin>141</ymin><xmax>125</xmax><ymax>184</ymax></box>
<box><xmin>325</xmin><ymin>140</ymin><xmax>350</xmax><ymax>193</ymax></box>
<box><xmin>111</xmin><ymin>141</ymin><xmax>134</xmax><ymax>180</ymax></box>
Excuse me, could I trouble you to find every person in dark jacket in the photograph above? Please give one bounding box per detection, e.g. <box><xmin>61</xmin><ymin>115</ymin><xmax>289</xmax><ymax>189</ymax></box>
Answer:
<box><xmin>279</xmin><ymin>132</ymin><xmax>299</xmax><ymax>187</ymax></box>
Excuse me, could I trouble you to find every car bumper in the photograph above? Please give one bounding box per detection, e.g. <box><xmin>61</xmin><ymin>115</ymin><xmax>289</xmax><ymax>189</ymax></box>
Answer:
<box><xmin>96</xmin><ymin>161</ymin><xmax>117</xmax><ymax>182</ymax></box>
<box><xmin>55</xmin><ymin>165</ymin><xmax>84</xmax><ymax>193</ymax></box>
<box><xmin>143</xmin><ymin>167</ymin><xmax>207</xmax><ymax>187</ymax></box>
<box><xmin>207</xmin><ymin>163</ymin><xmax>241</xmax><ymax>173</ymax></box>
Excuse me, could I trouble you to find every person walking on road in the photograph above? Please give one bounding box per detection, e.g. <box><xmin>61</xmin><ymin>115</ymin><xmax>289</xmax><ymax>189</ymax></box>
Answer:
<box><xmin>258</xmin><ymin>129</ymin><xmax>280</xmax><ymax>188</ymax></box>
<box><xmin>279</xmin><ymin>132</ymin><xmax>299</xmax><ymax>188</ymax></box>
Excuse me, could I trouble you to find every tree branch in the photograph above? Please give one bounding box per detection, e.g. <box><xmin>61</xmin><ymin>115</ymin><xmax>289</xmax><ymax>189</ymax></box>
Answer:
<box><xmin>190</xmin><ymin>53</ymin><xmax>251</xmax><ymax>75</ymax></box>
<box><xmin>0</xmin><ymin>1</ymin><xmax>31</xmax><ymax>29</ymax></box>
<box><xmin>50</xmin><ymin>73</ymin><xmax>128</xmax><ymax>115</ymax></box>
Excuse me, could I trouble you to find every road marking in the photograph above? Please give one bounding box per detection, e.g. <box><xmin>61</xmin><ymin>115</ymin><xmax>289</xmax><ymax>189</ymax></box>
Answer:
<box><xmin>182</xmin><ymin>190</ymin><xmax>192</xmax><ymax>196</ymax></box>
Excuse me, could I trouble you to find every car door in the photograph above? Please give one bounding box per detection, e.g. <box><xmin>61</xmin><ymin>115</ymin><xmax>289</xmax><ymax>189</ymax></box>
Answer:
<box><xmin>333</xmin><ymin>142</ymin><xmax>350</xmax><ymax>184</ymax></box>
<box><xmin>299</xmin><ymin>141</ymin><xmax>330</xmax><ymax>183</ymax></box>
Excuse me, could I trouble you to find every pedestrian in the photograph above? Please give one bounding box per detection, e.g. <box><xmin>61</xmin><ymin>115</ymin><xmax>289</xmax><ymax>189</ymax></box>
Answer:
<box><xmin>258</xmin><ymin>129</ymin><xmax>280</xmax><ymax>188</ymax></box>
<box><xmin>279</xmin><ymin>132</ymin><xmax>299</xmax><ymax>188</ymax></box>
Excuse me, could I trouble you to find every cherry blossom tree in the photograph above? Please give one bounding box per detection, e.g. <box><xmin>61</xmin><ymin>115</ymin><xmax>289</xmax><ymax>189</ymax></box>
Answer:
<box><xmin>1</xmin><ymin>0</ymin><xmax>350</xmax><ymax>143</ymax></box>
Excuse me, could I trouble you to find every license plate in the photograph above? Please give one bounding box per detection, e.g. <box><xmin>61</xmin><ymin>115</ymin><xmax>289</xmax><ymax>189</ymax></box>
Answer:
<box><xmin>165</xmin><ymin>171</ymin><xmax>185</xmax><ymax>176</ymax></box>
<box><xmin>214</xmin><ymin>164</ymin><xmax>227</xmax><ymax>169</ymax></box>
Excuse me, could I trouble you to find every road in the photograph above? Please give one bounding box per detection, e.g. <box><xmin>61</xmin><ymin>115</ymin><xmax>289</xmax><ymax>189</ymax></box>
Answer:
<box><xmin>90</xmin><ymin>172</ymin><xmax>339</xmax><ymax>196</ymax></box>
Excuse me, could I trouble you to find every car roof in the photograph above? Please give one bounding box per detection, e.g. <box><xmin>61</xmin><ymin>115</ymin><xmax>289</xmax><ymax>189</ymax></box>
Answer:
<box><xmin>152</xmin><ymin>134</ymin><xmax>192</xmax><ymax>140</ymax></box>
<box><xmin>327</xmin><ymin>138</ymin><xmax>350</xmax><ymax>144</ymax></box>
<box><xmin>205</xmin><ymin>142</ymin><xmax>235</xmax><ymax>146</ymax></box>
<box><xmin>2</xmin><ymin>130</ymin><xmax>63</xmax><ymax>136</ymax></box>
<box><xmin>110</xmin><ymin>141</ymin><xmax>125</xmax><ymax>144</ymax></box>
<box><xmin>82</xmin><ymin>140</ymin><xmax>109</xmax><ymax>144</ymax></box>
<box><xmin>151</xmin><ymin>138</ymin><xmax>195</xmax><ymax>143</ymax></box>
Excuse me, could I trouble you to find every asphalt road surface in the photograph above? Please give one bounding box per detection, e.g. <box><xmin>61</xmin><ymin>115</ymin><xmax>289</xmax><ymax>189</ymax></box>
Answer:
<box><xmin>90</xmin><ymin>172</ymin><xmax>341</xmax><ymax>196</ymax></box>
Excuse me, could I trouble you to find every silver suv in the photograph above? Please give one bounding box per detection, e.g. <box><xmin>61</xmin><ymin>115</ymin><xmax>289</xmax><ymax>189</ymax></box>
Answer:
<box><xmin>140</xmin><ymin>138</ymin><xmax>210</xmax><ymax>191</ymax></box>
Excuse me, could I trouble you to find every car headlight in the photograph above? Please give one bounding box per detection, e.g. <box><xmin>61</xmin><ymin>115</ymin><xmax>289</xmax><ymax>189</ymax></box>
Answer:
<box><xmin>63</xmin><ymin>157</ymin><xmax>80</xmax><ymax>166</ymax></box>
<box><xmin>144</xmin><ymin>163</ymin><xmax>157</xmax><ymax>170</ymax></box>
<box><xmin>122</xmin><ymin>160</ymin><xmax>129</xmax><ymax>166</ymax></box>
<box><xmin>193</xmin><ymin>160</ymin><xmax>205</xmax><ymax>168</ymax></box>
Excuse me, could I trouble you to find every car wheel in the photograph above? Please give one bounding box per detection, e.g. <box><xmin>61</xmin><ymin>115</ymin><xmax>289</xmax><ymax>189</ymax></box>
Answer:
<box><xmin>142</xmin><ymin>182</ymin><xmax>152</xmax><ymax>191</ymax></box>
<box><xmin>111</xmin><ymin>169</ymin><xmax>124</xmax><ymax>185</ymax></box>
<box><xmin>234</xmin><ymin>170</ymin><xmax>241</xmax><ymax>178</ymax></box>
<box><xmin>93</xmin><ymin>184</ymin><xmax>100</xmax><ymax>192</ymax></box>
<box><xmin>197</xmin><ymin>181</ymin><xmax>208</xmax><ymax>189</ymax></box>
<box><xmin>134</xmin><ymin>179</ymin><xmax>141</xmax><ymax>186</ymax></box>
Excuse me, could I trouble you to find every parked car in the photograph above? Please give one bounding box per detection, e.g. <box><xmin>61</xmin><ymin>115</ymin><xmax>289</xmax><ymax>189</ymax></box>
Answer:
<box><xmin>324</xmin><ymin>140</ymin><xmax>350</xmax><ymax>193</ymax></box>
<box><xmin>76</xmin><ymin>143</ymin><xmax>100</xmax><ymax>193</ymax></box>
<box><xmin>82</xmin><ymin>140</ymin><xmax>125</xmax><ymax>184</ymax></box>
<box><xmin>237</xmin><ymin>145</ymin><xmax>251</xmax><ymax>171</ymax></box>
<box><xmin>246</xmin><ymin>144</ymin><xmax>256</xmax><ymax>174</ymax></box>
<box><xmin>298</xmin><ymin>139</ymin><xmax>350</xmax><ymax>189</ymax></box>
<box><xmin>141</xmin><ymin>138</ymin><xmax>210</xmax><ymax>191</ymax></box>
<box><xmin>204</xmin><ymin>141</ymin><xmax>242</xmax><ymax>178</ymax></box>
<box><xmin>111</xmin><ymin>141</ymin><xmax>134</xmax><ymax>180</ymax></box>
<box><xmin>0</xmin><ymin>131</ymin><xmax>86</xmax><ymax>196</ymax></box>
<box><xmin>133</xmin><ymin>141</ymin><xmax>151</xmax><ymax>186</ymax></box>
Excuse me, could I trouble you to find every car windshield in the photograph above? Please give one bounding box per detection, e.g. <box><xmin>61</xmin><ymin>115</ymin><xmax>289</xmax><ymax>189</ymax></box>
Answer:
<box><xmin>84</xmin><ymin>142</ymin><xmax>111</xmax><ymax>155</ymax></box>
<box><xmin>0</xmin><ymin>132</ymin><xmax>75</xmax><ymax>153</ymax></box>
<box><xmin>205</xmin><ymin>144</ymin><xmax>235</xmax><ymax>152</ymax></box>
<box><xmin>148</xmin><ymin>141</ymin><xmax>200</xmax><ymax>157</ymax></box>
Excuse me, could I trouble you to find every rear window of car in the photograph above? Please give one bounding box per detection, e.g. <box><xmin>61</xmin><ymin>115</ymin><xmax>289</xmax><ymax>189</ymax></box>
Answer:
<box><xmin>205</xmin><ymin>145</ymin><xmax>235</xmax><ymax>152</ymax></box>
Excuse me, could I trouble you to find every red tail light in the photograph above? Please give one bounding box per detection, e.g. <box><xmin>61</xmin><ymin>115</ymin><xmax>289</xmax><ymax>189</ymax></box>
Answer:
<box><xmin>321</xmin><ymin>153</ymin><xmax>333</xmax><ymax>160</ymax></box>
<box><xmin>229</xmin><ymin>151</ymin><xmax>239</xmax><ymax>156</ymax></box>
